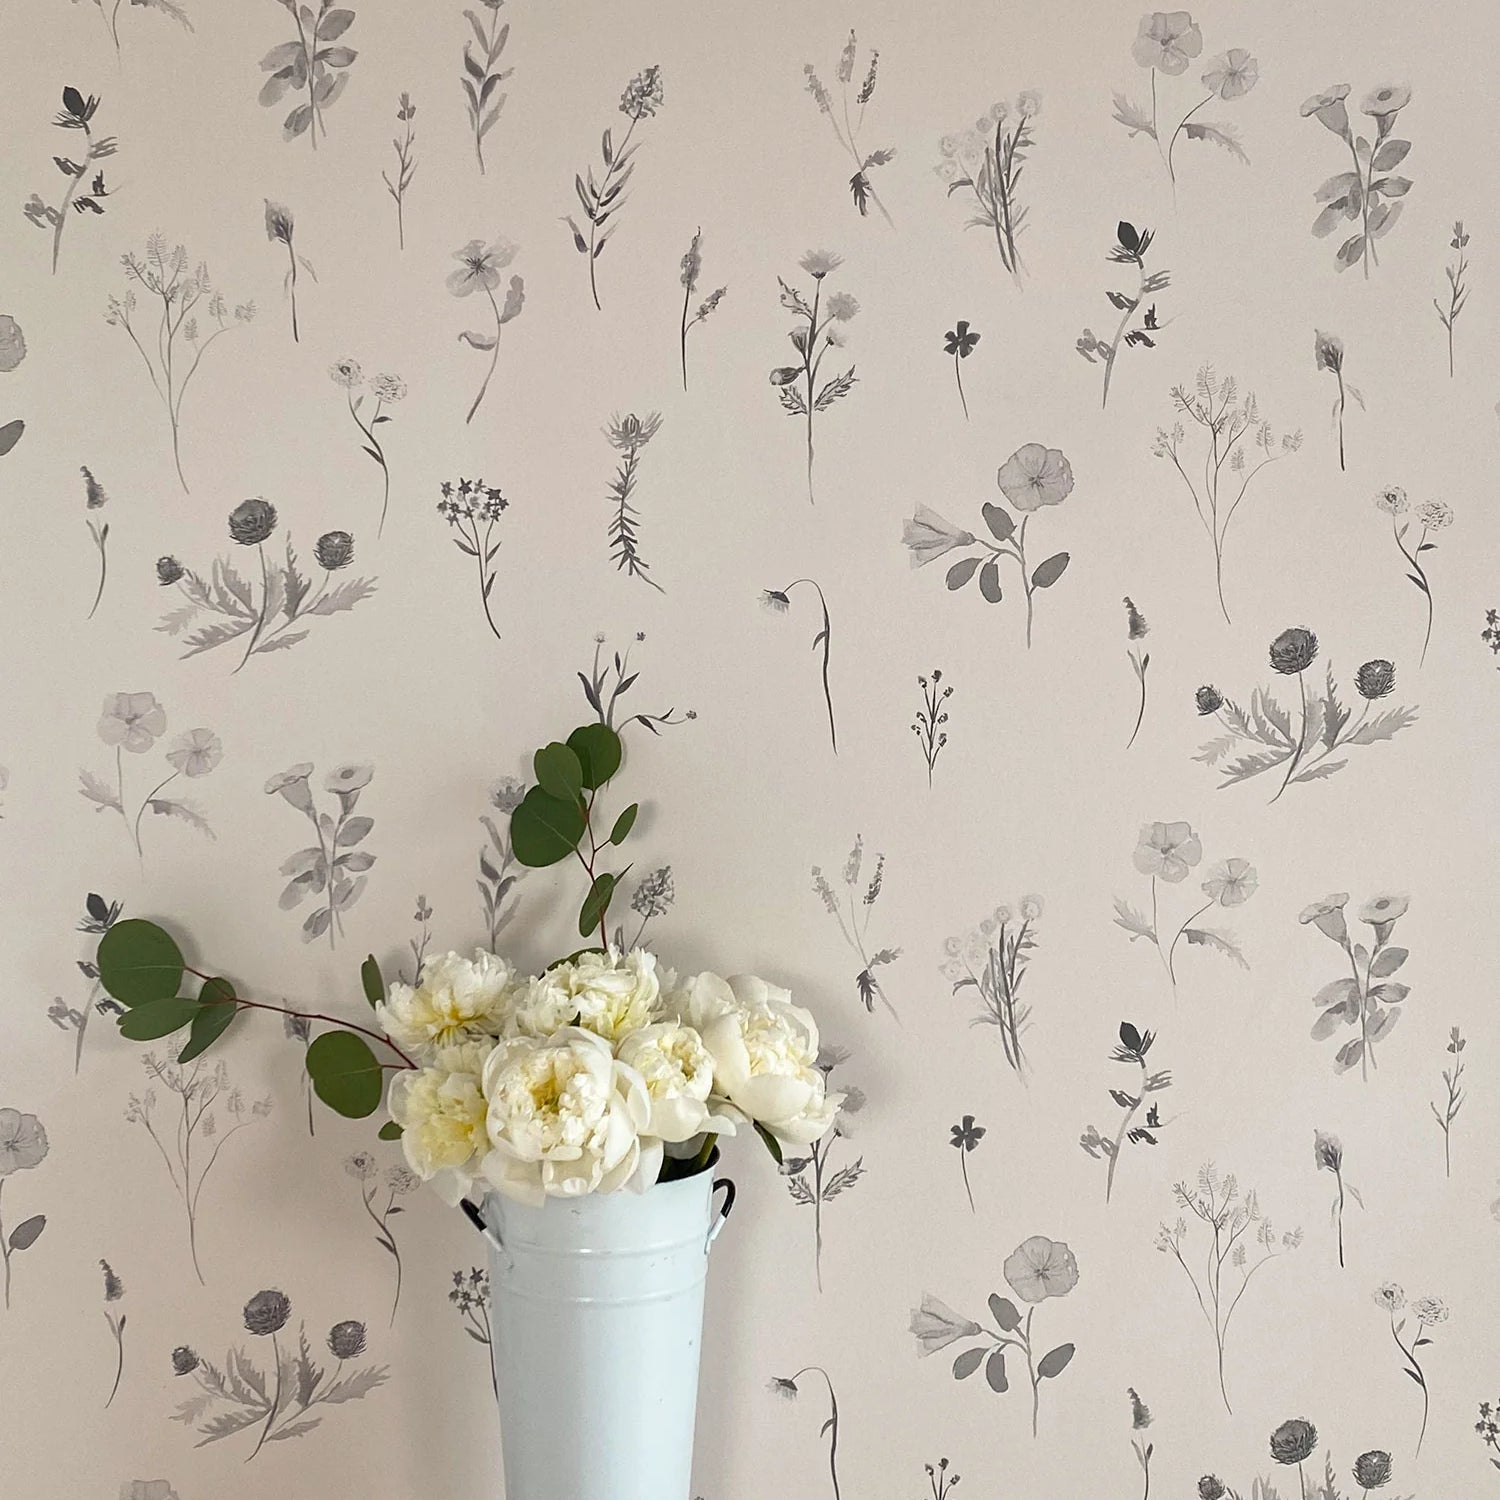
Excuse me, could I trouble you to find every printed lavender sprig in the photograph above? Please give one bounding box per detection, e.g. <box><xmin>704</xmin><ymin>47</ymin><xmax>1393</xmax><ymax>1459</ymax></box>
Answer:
<box><xmin>106</xmin><ymin>238</ymin><xmax>256</xmax><ymax>493</ymax></box>
<box><xmin>24</xmin><ymin>88</ymin><xmax>116</xmax><ymax>275</ymax></box>
<box><xmin>578</xmin><ymin>632</ymin><xmax>694</xmax><ymax>737</ymax></box>
<box><xmin>436</xmin><ymin>478</ymin><xmax>508</xmax><ymax>643</ymax></box>
<box><xmin>678</xmin><ymin>228</ymin><xmax>726</xmax><ymax>391</ymax></box>
<box><xmin>331</xmin><ymin>359</ymin><xmax>406</xmax><ymax>537</ymax></box>
<box><xmin>263</xmin><ymin>201</ymin><xmax>315</xmax><ymax>344</ymax></box>
<box><xmin>772</xmin><ymin>252</ymin><xmax>858</xmax><ymax>504</ymax></box>
<box><xmin>478</xmin><ymin>778</ymin><xmax>526</xmax><ymax>949</ymax></box>
<box><xmin>1429</xmin><ymin>1027</ymin><xmax>1465</xmax><ymax>1178</ymax></box>
<box><xmin>381</xmin><ymin>94</ymin><xmax>418</xmax><ymax>250</ymax></box>
<box><xmin>912</xmin><ymin>669</ymin><xmax>953</xmax><ymax>785</ymax></box>
<box><xmin>1434</xmin><ymin>221</ymin><xmax>1469</xmax><ymax>376</ymax></box>
<box><xmin>912</xmin><ymin>1236</ymin><xmax>1078</xmax><ymax>1437</ymax></box>
<box><xmin>101</xmin><ymin>1259</ymin><xmax>126</xmax><ymax>1406</ymax></box>
<box><xmin>943</xmin><ymin>322</ymin><xmax>979</xmax><ymax>419</ymax></box>
<box><xmin>762</xmin><ymin>580</ymin><xmax>837</xmax><ymax>753</ymax></box>
<box><xmin>942</xmin><ymin>897</ymin><xmax>1044</xmax><ymax>1081</ymax></box>
<box><xmin>1156</xmin><ymin>1163</ymin><xmax>1301</xmax><ymax>1414</ymax></box>
<box><xmin>949</xmin><ymin>1116</ymin><xmax>985</xmax><ymax>1212</ymax></box>
<box><xmin>449</xmin><ymin>1268</ymin><xmax>496</xmax><ymax>1404</ymax></box>
<box><xmin>79</xmin><ymin>695</ymin><xmax>220</xmax><ymax>861</ymax></box>
<box><xmin>1372</xmin><ymin>487</ymin><xmax>1452</xmax><ymax>666</ymax></box>
<box><xmin>461</xmin><ymin>0</ymin><xmax>512</xmax><ymax>174</ymax></box>
<box><xmin>156</xmin><ymin>501</ymin><xmax>375</xmax><ymax>670</ymax></box>
<box><xmin>804</xmin><ymin>31</ymin><xmax>894</xmax><ymax>224</ymax></box>
<box><xmin>936</xmin><ymin>94</ymin><xmax>1040</xmax><ymax>283</ymax></box>
<box><xmin>448</xmin><ymin>238</ymin><xmax>524</xmax><ymax>424</ymax></box>
<box><xmin>1373</xmin><ymin>1283</ymin><xmax>1446</xmax><ymax>1456</ymax></box>
<box><xmin>1301</xmin><ymin>84</ymin><xmax>1413</xmax><ymax>278</ymax></box>
<box><xmin>1080</xmin><ymin>1023</ymin><xmax>1172</xmax><ymax>1204</ymax></box>
<box><xmin>566</xmin><ymin>65</ymin><xmax>663</xmax><ymax>311</ymax></box>
<box><xmin>259</xmin><ymin>0</ymin><xmax>358</xmax><ymax>149</ymax></box>
<box><xmin>346</xmin><ymin>1153</ymin><xmax>417</xmax><ymax>1325</ymax></box>
<box><xmin>265</xmin><ymin>762</ymin><xmax>376</xmax><ymax>948</ymax></box>
<box><xmin>0</xmin><ymin>1110</ymin><xmax>48</xmax><ymax>1310</ymax></box>
<box><xmin>82</xmin><ymin>467</ymin><xmax>111</xmax><ymax>619</ymax></box>
<box><xmin>125</xmin><ymin>1055</ymin><xmax>269</xmax><ymax>1283</ymax></box>
<box><xmin>603</xmin><ymin>412</ymin><xmax>664</xmax><ymax>592</ymax></box>
<box><xmin>1123</xmin><ymin>598</ymin><xmax>1150</xmax><ymax>746</ymax></box>
<box><xmin>1194</xmin><ymin>632</ymin><xmax>1416</xmax><ymax>801</ymax></box>
<box><xmin>82</xmin><ymin>0</ymin><xmax>192</xmax><ymax>57</ymax></box>
<box><xmin>904</xmin><ymin>443</ymin><xmax>1073</xmax><ymax>648</ymax></box>
<box><xmin>1078</xmin><ymin>222</ymin><xmax>1169</xmax><ymax>408</ymax></box>
<box><xmin>770</xmin><ymin>1367</ymin><xmax>843</xmax><ymax>1500</ymax></box>
<box><xmin>812</xmin><ymin>837</ymin><xmax>900</xmax><ymax>1019</ymax></box>
<box><xmin>783</xmin><ymin>1050</ymin><xmax>865</xmax><ymax>1292</ymax></box>
<box><xmin>1299</xmin><ymin>892</ymin><xmax>1412</xmax><ymax>1081</ymax></box>
<box><xmin>1313</xmin><ymin>1131</ymin><xmax>1363</xmax><ymax>1268</ymax></box>
<box><xmin>1128</xmin><ymin>1391</ymin><xmax>1155</xmax><ymax>1500</ymax></box>
<box><xmin>1113</xmin><ymin>17</ymin><xmax>1257</xmax><ymax>184</ymax></box>
<box><xmin>1314</xmin><ymin>331</ymin><xmax>1362</xmax><ymax>472</ymax></box>
<box><xmin>171</xmin><ymin>1292</ymin><xmax>386</xmax><ymax>1459</ymax></box>
<box><xmin>1152</xmin><ymin>368</ymin><xmax>1302</xmax><ymax>623</ymax></box>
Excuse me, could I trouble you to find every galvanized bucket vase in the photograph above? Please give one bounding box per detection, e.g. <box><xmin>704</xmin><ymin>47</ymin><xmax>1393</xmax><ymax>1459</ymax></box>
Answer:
<box><xmin>470</xmin><ymin>1164</ymin><xmax>735</xmax><ymax>1500</ymax></box>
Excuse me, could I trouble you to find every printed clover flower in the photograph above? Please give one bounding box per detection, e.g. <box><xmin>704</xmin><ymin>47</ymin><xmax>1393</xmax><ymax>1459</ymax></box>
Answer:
<box><xmin>1269</xmin><ymin>1418</ymin><xmax>1319</xmax><ymax>1466</ymax></box>
<box><xmin>165</xmin><ymin>728</ymin><xmax>222</xmax><ymax>778</ymax></box>
<box><xmin>1202</xmin><ymin>48</ymin><xmax>1257</xmax><ymax>99</ymax></box>
<box><xmin>0</xmin><ymin>1108</ymin><xmax>48</xmax><ymax>1175</ymax></box>
<box><xmin>1202</xmin><ymin>858</ymin><xmax>1257</xmax><ymax>906</ymax></box>
<box><xmin>1361</xmin><ymin>83</ymin><xmax>1410</xmax><ymax>119</ymax></box>
<box><xmin>0</xmin><ymin>314</ymin><xmax>26</xmax><ymax>372</ymax></box>
<box><xmin>944</xmin><ymin>322</ymin><xmax>980</xmax><ymax>358</ymax></box>
<box><xmin>377</xmin><ymin>949</ymin><xmax>516</xmax><ymax>1059</ymax></box>
<box><xmin>996</xmin><ymin>442</ymin><xmax>1074</xmax><ymax>511</ymax></box>
<box><xmin>1003</xmin><ymin>1235</ymin><xmax>1079</xmax><ymax>1303</ymax></box>
<box><xmin>98</xmin><ymin>692</ymin><xmax>167</xmax><ymax>753</ymax></box>
<box><xmin>909</xmin><ymin>1293</ymin><xmax>983</xmax><ymax>1354</ymax></box>
<box><xmin>243</xmin><ymin>1289</ymin><xmax>292</xmax><ymax>1336</ymax></box>
<box><xmin>1133</xmin><ymin>820</ymin><xmax>1202</xmax><ymax>882</ymax></box>
<box><xmin>447</xmin><ymin>237</ymin><xmax>518</xmax><ymax>297</ymax></box>
<box><xmin>1269</xmin><ymin>626</ymin><xmax>1319</xmax><ymax>674</ymax></box>
<box><xmin>1353</xmin><ymin>1450</ymin><xmax>1393</xmax><ymax>1491</ymax></box>
<box><xmin>903</xmin><ymin>506</ymin><xmax>976</xmax><ymax>567</ymax></box>
<box><xmin>1356</xmin><ymin>659</ymin><xmax>1396</xmax><ymax>700</ymax></box>
<box><xmin>1132</xmin><ymin>11</ymin><xmax>1203</xmax><ymax>74</ymax></box>
<box><xmin>388</xmin><ymin>1048</ymin><xmax>491</xmax><ymax>1205</ymax></box>
<box><xmin>227</xmin><ymin>498</ymin><xmax>278</xmax><ymax>546</ymax></box>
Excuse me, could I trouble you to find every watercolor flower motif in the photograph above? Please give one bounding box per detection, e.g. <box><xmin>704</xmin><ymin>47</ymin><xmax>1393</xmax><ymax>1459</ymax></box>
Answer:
<box><xmin>1133</xmin><ymin>820</ymin><xmax>1202</xmax><ymax>882</ymax></box>
<box><xmin>903</xmin><ymin>506</ymin><xmax>977</xmax><ymax>566</ymax></box>
<box><xmin>447</xmin><ymin>237</ymin><xmax>517</xmax><ymax>296</ymax></box>
<box><xmin>1362</xmin><ymin>83</ymin><xmax>1411</xmax><ymax>121</ymax></box>
<box><xmin>1003</xmin><ymin>1235</ymin><xmax>1079</xmax><ymax>1303</ymax></box>
<box><xmin>1202</xmin><ymin>857</ymin><xmax>1257</xmax><ymax>906</ymax></box>
<box><xmin>1132</xmin><ymin>12</ymin><xmax>1204</xmax><ymax>75</ymax></box>
<box><xmin>1373</xmin><ymin>1281</ymin><xmax>1406</xmax><ymax>1312</ymax></box>
<box><xmin>1300</xmin><ymin>84</ymin><xmax>1352</xmax><ymax>135</ymax></box>
<box><xmin>1202</xmin><ymin>48</ymin><xmax>1258</xmax><ymax>100</ymax></box>
<box><xmin>97</xmin><ymin>693</ymin><xmax>166</xmax><ymax>754</ymax></box>
<box><xmin>166</xmin><ymin>729</ymin><xmax>223</xmax><ymax>778</ymax></box>
<box><xmin>0</xmin><ymin>1109</ymin><xmax>48</xmax><ymax>1175</ymax></box>
<box><xmin>910</xmin><ymin>1293</ymin><xmax>984</xmax><ymax>1353</ymax></box>
<box><xmin>799</xmin><ymin>249</ymin><xmax>843</xmax><ymax>280</ymax></box>
<box><xmin>0</xmin><ymin>315</ymin><xmax>25</xmax><ymax>373</ymax></box>
<box><xmin>944</xmin><ymin>322</ymin><xmax>980</xmax><ymax>358</ymax></box>
<box><xmin>997</xmin><ymin>443</ymin><xmax>1074</xmax><ymax>511</ymax></box>
<box><xmin>329</xmin><ymin>357</ymin><xmax>362</xmax><ymax>389</ymax></box>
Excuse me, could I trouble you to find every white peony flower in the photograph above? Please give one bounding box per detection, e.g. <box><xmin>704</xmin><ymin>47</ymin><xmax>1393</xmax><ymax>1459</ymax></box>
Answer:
<box><xmin>615</xmin><ymin>1021</ymin><xmax>737</xmax><ymax>1143</ymax></box>
<box><xmin>387</xmin><ymin>1041</ymin><xmax>495</xmax><ymax>1205</ymax></box>
<box><xmin>510</xmin><ymin>948</ymin><xmax>663</xmax><ymax>1045</ymax></box>
<box><xmin>679</xmin><ymin>971</ymin><xmax>842</xmax><ymax>1146</ymax></box>
<box><xmin>480</xmin><ymin>1028</ymin><xmax>658</xmax><ymax>1204</ymax></box>
<box><xmin>376</xmin><ymin>949</ymin><xmax>516</xmax><ymax>1062</ymax></box>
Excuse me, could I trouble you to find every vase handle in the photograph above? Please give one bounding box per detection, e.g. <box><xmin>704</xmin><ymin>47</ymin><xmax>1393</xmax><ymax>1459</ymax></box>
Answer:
<box><xmin>460</xmin><ymin>1197</ymin><xmax>507</xmax><ymax>1261</ymax></box>
<box><xmin>707</xmin><ymin>1177</ymin><xmax>736</xmax><ymax>1248</ymax></box>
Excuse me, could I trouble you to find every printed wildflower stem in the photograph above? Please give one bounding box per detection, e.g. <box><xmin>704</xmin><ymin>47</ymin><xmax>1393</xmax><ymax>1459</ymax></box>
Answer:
<box><xmin>85</xmin><ymin>0</ymin><xmax>193</xmax><ymax>56</ymax></box>
<box><xmin>264</xmin><ymin>202</ymin><xmax>316</xmax><ymax>344</ymax></box>
<box><xmin>936</xmin><ymin>94</ymin><xmax>1040</xmax><ymax>283</ymax></box>
<box><xmin>259</xmin><ymin>0</ymin><xmax>358</xmax><ymax>150</ymax></box>
<box><xmin>784</xmin><ymin>1057</ymin><xmax>864</xmax><ymax>1291</ymax></box>
<box><xmin>1301</xmin><ymin>84</ymin><xmax>1414</xmax><ymax>279</ymax></box>
<box><xmin>763</xmin><ymin>580</ymin><xmax>837</xmax><ymax>753</ymax></box>
<box><xmin>1123</xmin><ymin>597</ymin><xmax>1149</xmax><ymax>746</ymax></box>
<box><xmin>1299</xmin><ymin>892</ymin><xmax>1412</xmax><ymax>1082</ymax></box>
<box><xmin>943</xmin><ymin>897</ymin><xmax>1044</xmax><ymax>1080</ymax></box>
<box><xmin>60</xmin><ymin>893</ymin><xmax>124</xmax><ymax>1073</ymax></box>
<box><xmin>923</xmin><ymin>1457</ymin><xmax>961</xmax><ymax>1500</ymax></box>
<box><xmin>448</xmin><ymin>238</ymin><xmax>525</xmax><ymax>425</ymax></box>
<box><xmin>24</xmin><ymin>88</ymin><xmax>117</xmax><ymax>275</ymax></box>
<box><xmin>812</xmin><ymin>838</ymin><xmax>900</xmax><ymax>1019</ymax></box>
<box><xmin>578</xmin><ymin>632</ymin><xmax>694</xmax><ymax>736</ymax></box>
<box><xmin>677</xmin><ymin>228</ymin><xmax>726</xmax><ymax>391</ymax></box>
<box><xmin>101</xmin><ymin>1260</ymin><xmax>126</xmax><ymax>1407</ymax></box>
<box><xmin>912</xmin><ymin>669</ymin><xmax>952</xmax><ymax>785</ymax></box>
<box><xmin>347</xmin><ymin>1155</ymin><xmax>416</xmax><ymax>1325</ymax></box>
<box><xmin>1434</xmin><ymin>222</ymin><xmax>1469</xmax><ymax>376</ymax></box>
<box><xmin>1313</xmin><ymin>1131</ymin><xmax>1363</xmax><ymax>1268</ymax></box>
<box><xmin>331</xmin><ymin>360</ymin><xmax>406</xmax><ymax>537</ymax></box>
<box><xmin>1078</xmin><ymin>222</ymin><xmax>1169</xmax><ymax>409</ymax></box>
<box><xmin>381</xmin><ymin>94</ymin><xmax>418</xmax><ymax>250</ymax></box>
<box><xmin>450</xmin><ymin>1269</ymin><xmax>497</xmax><ymax>1404</ymax></box>
<box><xmin>436</xmin><ymin>478</ymin><xmax>509</xmax><ymax>643</ymax></box>
<box><xmin>603</xmin><ymin>412</ymin><xmax>665</xmax><ymax>591</ymax></box>
<box><xmin>772</xmin><ymin>253</ymin><xmax>858</xmax><ymax>504</ymax></box>
<box><xmin>477</xmin><ymin>779</ymin><xmax>526</xmax><ymax>947</ymax></box>
<box><xmin>612</xmin><ymin>865</ymin><xmax>675</xmax><ymax>952</ymax></box>
<box><xmin>944</xmin><ymin>322</ymin><xmax>979</xmax><ymax>419</ymax></box>
<box><xmin>566</xmin><ymin>66</ymin><xmax>663</xmax><ymax>311</ymax></box>
<box><xmin>1127</xmin><ymin>1390</ymin><xmax>1154</xmax><ymax>1500</ymax></box>
<box><xmin>1373</xmin><ymin>1285</ymin><xmax>1447</xmax><ymax>1457</ymax></box>
<box><xmin>803</xmin><ymin>31</ymin><xmax>894</xmax><ymax>225</ymax></box>
<box><xmin>82</xmin><ymin>466</ymin><xmax>111</xmax><ymax>619</ymax></box>
<box><xmin>1081</xmin><ymin>1023</ymin><xmax>1172</xmax><ymax>1204</ymax></box>
<box><xmin>266</xmin><ymin>763</ymin><xmax>377</xmax><ymax>948</ymax></box>
<box><xmin>402</xmin><ymin>895</ymin><xmax>433</xmax><ymax>986</ymax></box>
<box><xmin>125</xmin><ymin>1056</ymin><xmax>268</xmax><ymax>1283</ymax></box>
<box><xmin>1151</xmin><ymin>369</ymin><xmax>1302</xmax><ymax>624</ymax></box>
<box><xmin>1373</xmin><ymin>487</ymin><xmax>1452</xmax><ymax>667</ymax></box>
<box><xmin>949</xmin><ymin>1116</ymin><xmax>985</xmax><ymax>1212</ymax></box>
<box><xmin>461</xmin><ymin>0</ymin><xmax>512</xmax><ymax>174</ymax></box>
<box><xmin>1428</xmin><ymin>1026</ymin><xmax>1465</xmax><ymax>1178</ymax></box>
<box><xmin>0</xmin><ymin>1109</ymin><xmax>48</xmax><ymax>1310</ymax></box>
<box><xmin>106</xmin><ymin>238</ymin><xmax>255</xmax><ymax>493</ymax></box>
<box><xmin>1476</xmin><ymin>1397</ymin><xmax>1500</xmax><ymax>1471</ymax></box>
<box><xmin>1156</xmin><ymin>1164</ymin><xmax>1301</xmax><ymax>1414</ymax></box>
<box><xmin>772</xmin><ymin>1367</ymin><xmax>842</xmax><ymax>1499</ymax></box>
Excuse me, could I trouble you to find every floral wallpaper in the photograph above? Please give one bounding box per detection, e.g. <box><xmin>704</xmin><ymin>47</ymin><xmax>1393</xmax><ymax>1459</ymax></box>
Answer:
<box><xmin>3</xmin><ymin>0</ymin><xmax>1499</xmax><ymax>1497</ymax></box>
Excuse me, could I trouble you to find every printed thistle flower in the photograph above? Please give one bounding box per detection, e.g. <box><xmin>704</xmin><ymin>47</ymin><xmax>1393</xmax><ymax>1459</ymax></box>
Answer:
<box><xmin>370</xmin><ymin>373</ymin><xmax>407</xmax><ymax>403</ymax></box>
<box><xmin>263</xmin><ymin>200</ymin><xmax>294</xmax><ymax>246</ymax></box>
<box><xmin>799</xmin><ymin>249</ymin><xmax>843</xmax><ymax>280</ymax></box>
<box><xmin>1361</xmin><ymin>83</ymin><xmax>1410</xmax><ymax>120</ymax></box>
<box><xmin>1373</xmin><ymin>484</ymin><xmax>1409</xmax><ymax>515</ymax></box>
<box><xmin>950</xmin><ymin>1115</ymin><xmax>985</xmax><ymax>1152</ymax></box>
<box><xmin>100</xmin><ymin>1259</ymin><xmax>124</xmax><ymax>1301</ymax></box>
<box><xmin>1202</xmin><ymin>48</ymin><xmax>1258</xmax><ymax>99</ymax></box>
<box><xmin>327</xmin><ymin>1320</ymin><xmax>368</xmax><ymax>1358</ymax></box>
<box><xmin>1195</xmin><ymin>684</ymin><xmax>1224</xmax><ymax>714</ymax></box>
<box><xmin>1003</xmin><ymin>1235</ymin><xmax>1080</xmax><ymax>1303</ymax></box>
<box><xmin>156</xmin><ymin>555</ymin><xmax>184</xmax><ymax>586</ymax></box>
<box><xmin>1373</xmin><ymin>1281</ymin><xmax>1406</xmax><ymax>1312</ymax></box>
<box><xmin>1131</xmin><ymin>11</ymin><xmax>1204</xmax><ymax>75</ymax></box>
<box><xmin>910</xmin><ymin>1294</ymin><xmax>983</xmax><ymax>1353</ymax></box>
<box><xmin>314</xmin><ymin>531</ymin><xmax>355</xmax><ymax>570</ymax></box>
<box><xmin>446</xmin><ymin>237</ymin><xmax>518</xmax><ymax>297</ymax></box>
<box><xmin>1269</xmin><ymin>626</ymin><xmax>1319</xmax><ymax>675</ymax></box>
<box><xmin>166</xmin><ymin>728</ymin><xmax>223</xmax><ymax>778</ymax></box>
<box><xmin>1301</xmin><ymin>84</ymin><xmax>1352</xmax><ymax>135</ymax></box>
<box><xmin>1198</xmin><ymin>1479</ymin><xmax>1226</xmax><ymax>1500</ymax></box>
<box><xmin>944</xmin><ymin>322</ymin><xmax>980</xmax><ymax>358</ymax></box>
<box><xmin>1415</xmin><ymin>498</ymin><xmax>1454</xmax><ymax>530</ymax></box>
<box><xmin>1358</xmin><ymin>893</ymin><xmax>1409</xmax><ymax>925</ymax></box>
<box><xmin>1353</xmin><ymin>1450</ymin><xmax>1393</xmax><ymax>1491</ymax></box>
<box><xmin>620</xmin><ymin>64</ymin><xmax>663</xmax><ymax>119</ymax></box>
<box><xmin>1202</xmin><ymin>858</ymin><xmax>1257</xmax><ymax>907</ymax></box>
<box><xmin>1411</xmin><ymin>1295</ymin><xmax>1448</xmax><ymax>1325</ymax></box>
<box><xmin>996</xmin><ymin>442</ymin><xmax>1075</xmax><ymax>511</ymax></box>
<box><xmin>97</xmin><ymin>693</ymin><xmax>166</xmax><ymax>754</ymax></box>
<box><xmin>605</xmin><ymin>411</ymin><xmax>663</xmax><ymax>451</ymax></box>
<box><xmin>170</xmin><ymin>1345</ymin><xmax>200</xmax><ymax>1375</ymax></box>
<box><xmin>227</xmin><ymin>498</ymin><xmax>278</xmax><ymax>546</ymax></box>
<box><xmin>1354</xmin><ymin>659</ymin><xmax>1395</xmax><ymax>700</ymax></box>
<box><xmin>242</xmin><ymin>1289</ymin><xmax>292</xmax><ymax>1336</ymax></box>
<box><xmin>1133</xmin><ymin>820</ymin><xmax>1202</xmax><ymax>882</ymax></box>
<box><xmin>1314</xmin><ymin>1129</ymin><xmax>1343</xmax><ymax>1173</ymax></box>
<box><xmin>327</xmin><ymin>357</ymin><xmax>363</xmax><ymax>388</ymax></box>
<box><xmin>1269</xmin><ymin>1418</ymin><xmax>1319</xmax><ymax>1466</ymax></box>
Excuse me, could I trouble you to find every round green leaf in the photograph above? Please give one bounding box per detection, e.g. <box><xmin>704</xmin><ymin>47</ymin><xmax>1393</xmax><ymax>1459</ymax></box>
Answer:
<box><xmin>609</xmin><ymin>802</ymin><xmax>639</xmax><ymax>845</ymax></box>
<box><xmin>377</xmin><ymin>1121</ymin><xmax>403</xmax><ymax>1141</ymax></box>
<box><xmin>97</xmin><ymin>919</ymin><xmax>185</xmax><ymax>1007</ymax></box>
<box><xmin>533</xmin><ymin>742</ymin><xmax>585</xmax><ymax>803</ymax></box>
<box><xmin>177</xmin><ymin>981</ymin><xmax>240</xmax><ymax>1063</ymax></box>
<box><xmin>578</xmin><ymin>872</ymin><xmax>617</xmax><ymax>938</ymax></box>
<box><xmin>510</xmin><ymin>787</ymin><xmax>587</xmax><ymax>867</ymax></box>
<box><xmin>565</xmin><ymin>723</ymin><xmax>622</xmax><ymax>789</ymax></box>
<box><xmin>1037</xmin><ymin>1342</ymin><xmax>1075</xmax><ymax>1380</ymax></box>
<box><xmin>306</xmin><ymin>1030</ymin><xmax>384</xmax><ymax>1118</ymax></box>
<box><xmin>1030</xmin><ymin>552</ymin><xmax>1070</xmax><ymax>590</ymax></box>
<box><xmin>118</xmin><ymin>997</ymin><xmax>203</xmax><ymax>1041</ymax></box>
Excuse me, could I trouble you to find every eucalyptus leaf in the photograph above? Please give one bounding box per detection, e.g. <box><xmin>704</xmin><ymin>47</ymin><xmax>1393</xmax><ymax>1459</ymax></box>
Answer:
<box><xmin>119</xmin><ymin>997</ymin><xmax>203</xmax><ymax>1040</ymax></box>
<box><xmin>609</xmin><ymin>802</ymin><xmax>638</xmax><ymax>845</ymax></box>
<box><xmin>96</xmin><ymin>919</ymin><xmax>185</xmax><ymax>1007</ymax></box>
<box><xmin>510</xmin><ymin>787</ymin><xmax>587</xmax><ymax>867</ymax></box>
<box><xmin>566</xmin><ymin>723</ymin><xmax>622</xmax><ymax>789</ymax></box>
<box><xmin>578</xmin><ymin>872</ymin><xmax>617</xmax><ymax>938</ymax></box>
<box><xmin>306</xmin><ymin>1030</ymin><xmax>384</xmax><ymax>1118</ymax></box>
<box><xmin>533</xmin><ymin>741</ymin><xmax>585</xmax><ymax>803</ymax></box>
<box><xmin>177</xmin><ymin>981</ymin><xmax>239</xmax><ymax>1062</ymax></box>
<box><xmin>361</xmin><ymin>954</ymin><xmax>385</xmax><ymax>1008</ymax></box>
<box><xmin>377</xmin><ymin>1121</ymin><xmax>403</xmax><ymax>1141</ymax></box>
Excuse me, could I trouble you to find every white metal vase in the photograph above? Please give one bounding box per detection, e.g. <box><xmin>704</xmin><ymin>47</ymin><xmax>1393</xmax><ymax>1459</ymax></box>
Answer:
<box><xmin>471</xmin><ymin>1161</ymin><xmax>735</xmax><ymax>1500</ymax></box>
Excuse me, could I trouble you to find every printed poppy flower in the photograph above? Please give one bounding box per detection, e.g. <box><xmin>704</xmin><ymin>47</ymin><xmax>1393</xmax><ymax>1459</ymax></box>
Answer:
<box><xmin>446</xmin><ymin>237</ymin><xmax>518</xmax><ymax>297</ymax></box>
<box><xmin>0</xmin><ymin>314</ymin><xmax>26</xmax><ymax>373</ymax></box>
<box><xmin>0</xmin><ymin>1108</ymin><xmax>48</xmax><ymax>1176</ymax></box>
<box><xmin>166</xmin><ymin>728</ymin><xmax>223</xmax><ymax>778</ymax></box>
<box><xmin>1202</xmin><ymin>48</ymin><xmax>1258</xmax><ymax>100</ymax></box>
<box><xmin>97</xmin><ymin>692</ymin><xmax>167</xmax><ymax>754</ymax></box>
<box><xmin>1132</xmin><ymin>820</ymin><xmax>1202</xmax><ymax>882</ymax></box>
<box><xmin>1131</xmin><ymin>11</ymin><xmax>1203</xmax><ymax>75</ymax></box>
<box><xmin>1003</xmin><ymin>1234</ymin><xmax>1079</xmax><ymax>1303</ymax></box>
<box><xmin>328</xmin><ymin>357</ymin><xmax>363</xmax><ymax>389</ymax></box>
<box><xmin>1372</xmin><ymin>1281</ymin><xmax>1405</xmax><ymax>1311</ymax></box>
<box><xmin>944</xmin><ymin>321</ymin><xmax>980</xmax><ymax>358</ymax></box>
<box><xmin>996</xmin><ymin>442</ymin><xmax>1074</xmax><ymax>511</ymax></box>
<box><xmin>1202</xmin><ymin>858</ymin><xmax>1257</xmax><ymax>907</ymax></box>
<box><xmin>1372</xmin><ymin>484</ymin><xmax>1408</xmax><ymax>515</ymax></box>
